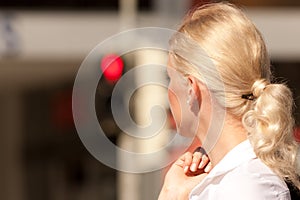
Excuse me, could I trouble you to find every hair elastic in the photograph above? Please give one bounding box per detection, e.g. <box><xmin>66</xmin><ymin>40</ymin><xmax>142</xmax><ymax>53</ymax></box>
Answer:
<box><xmin>241</xmin><ymin>93</ymin><xmax>254</xmax><ymax>100</ymax></box>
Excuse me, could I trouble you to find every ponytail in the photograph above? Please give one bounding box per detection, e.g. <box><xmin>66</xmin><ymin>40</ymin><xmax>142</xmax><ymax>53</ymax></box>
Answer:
<box><xmin>243</xmin><ymin>79</ymin><xmax>300</xmax><ymax>189</ymax></box>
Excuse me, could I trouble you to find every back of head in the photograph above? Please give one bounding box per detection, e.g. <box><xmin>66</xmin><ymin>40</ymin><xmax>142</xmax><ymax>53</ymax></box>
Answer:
<box><xmin>169</xmin><ymin>2</ymin><xmax>300</xmax><ymax>189</ymax></box>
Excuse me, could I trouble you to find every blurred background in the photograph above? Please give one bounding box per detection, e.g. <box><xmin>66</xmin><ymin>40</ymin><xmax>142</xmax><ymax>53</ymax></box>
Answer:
<box><xmin>0</xmin><ymin>0</ymin><xmax>299</xmax><ymax>200</ymax></box>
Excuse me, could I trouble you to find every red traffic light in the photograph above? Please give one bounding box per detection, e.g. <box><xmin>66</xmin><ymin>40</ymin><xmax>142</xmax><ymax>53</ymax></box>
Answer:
<box><xmin>101</xmin><ymin>54</ymin><xmax>124</xmax><ymax>83</ymax></box>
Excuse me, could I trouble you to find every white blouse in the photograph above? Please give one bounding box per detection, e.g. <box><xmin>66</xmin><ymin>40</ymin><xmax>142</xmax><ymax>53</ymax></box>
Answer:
<box><xmin>189</xmin><ymin>140</ymin><xmax>290</xmax><ymax>200</ymax></box>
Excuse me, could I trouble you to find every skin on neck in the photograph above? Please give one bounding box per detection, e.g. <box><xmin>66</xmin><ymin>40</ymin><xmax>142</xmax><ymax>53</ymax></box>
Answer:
<box><xmin>205</xmin><ymin>114</ymin><xmax>248</xmax><ymax>167</ymax></box>
<box><xmin>188</xmin><ymin>76</ymin><xmax>248</xmax><ymax>167</ymax></box>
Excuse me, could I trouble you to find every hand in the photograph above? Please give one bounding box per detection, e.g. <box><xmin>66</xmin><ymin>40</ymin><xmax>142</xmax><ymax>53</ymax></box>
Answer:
<box><xmin>183</xmin><ymin>147</ymin><xmax>212</xmax><ymax>174</ymax></box>
<box><xmin>158</xmin><ymin>148</ymin><xmax>211</xmax><ymax>200</ymax></box>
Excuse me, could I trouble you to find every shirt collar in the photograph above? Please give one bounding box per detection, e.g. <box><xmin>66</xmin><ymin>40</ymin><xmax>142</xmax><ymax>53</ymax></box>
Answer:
<box><xmin>209</xmin><ymin>139</ymin><xmax>256</xmax><ymax>177</ymax></box>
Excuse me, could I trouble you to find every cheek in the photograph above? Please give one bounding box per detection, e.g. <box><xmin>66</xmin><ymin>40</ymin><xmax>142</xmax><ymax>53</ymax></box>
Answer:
<box><xmin>168</xmin><ymin>82</ymin><xmax>199</xmax><ymax>138</ymax></box>
<box><xmin>168</xmin><ymin>88</ymin><xmax>182</xmax><ymax>126</ymax></box>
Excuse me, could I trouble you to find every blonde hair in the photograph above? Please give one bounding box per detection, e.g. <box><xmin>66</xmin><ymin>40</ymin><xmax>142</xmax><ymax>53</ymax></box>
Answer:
<box><xmin>169</xmin><ymin>2</ymin><xmax>300</xmax><ymax>189</ymax></box>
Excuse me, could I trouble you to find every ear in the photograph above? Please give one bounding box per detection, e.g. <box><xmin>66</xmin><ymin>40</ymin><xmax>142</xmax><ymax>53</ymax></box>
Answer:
<box><xmin>187</xmin><ymin>76</ymin><xmax>201</xmax><ymax>102</ymax></box>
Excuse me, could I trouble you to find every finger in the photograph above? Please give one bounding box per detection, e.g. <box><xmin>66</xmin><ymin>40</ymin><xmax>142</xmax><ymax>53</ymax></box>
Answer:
<box><xmin>198</xmin><ymin>154</ymin><xmax>209</xmax><ymax>169</ymax></box>
<box><xmin>174</xmin><ymin>158</ymin><xmax>184</xmax><ymax>167</ymax></box>
<box><xmin>183</xmin><ymin>152</ymin><xmax>193</xmax><ymax>173</ymax></box>
<box><xmin>193</xmin><ymin>147</ymin><xmax>206</xmax><ymax>155</ymax></box>
<box><xmin>174</xmin><ymin>152</ymin><xmax>189</xmax><ymax>167</ymax></box>
<box><xmin>190</xmin><ymin>152</ymin><xmax>202</xmax><ymax>172</ymax></box>
<box><xmin>204</xmin><ymin>162</ymin><xmax>212</xmax><ymax>173</ymax></box>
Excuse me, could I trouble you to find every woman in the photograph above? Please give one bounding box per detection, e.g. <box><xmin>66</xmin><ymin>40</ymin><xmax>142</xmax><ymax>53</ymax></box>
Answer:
<box><xmin>159</xmin><ymin>2</ymin><xmax>300</xmax><ymax>199</ymax></box>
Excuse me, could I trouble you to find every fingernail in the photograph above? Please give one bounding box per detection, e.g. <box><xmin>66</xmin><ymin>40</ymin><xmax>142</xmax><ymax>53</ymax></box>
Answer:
<box><xmin>190</xmin><ymin>163</ymin><xmax>197</xmax><ymax>172</ymax></box>
<box><xmin>204</xmin><ymin>165</ymin><xmax>211</xmax><ymax>173</ymax></box>
<box><xmin>198</xmin><ymin>160</ymin><xmax>204</xmax><ymax>169</ymax></box>
<box><xmin>184</xmin><ymin>166</ymin><xmax>189</xmax><ymax>173</ymax></box>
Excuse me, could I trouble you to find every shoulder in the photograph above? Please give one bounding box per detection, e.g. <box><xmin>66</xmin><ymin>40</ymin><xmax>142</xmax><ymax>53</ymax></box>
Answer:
<box><xmin>218</xmin><ymin>158</ymin><xmax>290</xmax><ymax>200</ymax></box>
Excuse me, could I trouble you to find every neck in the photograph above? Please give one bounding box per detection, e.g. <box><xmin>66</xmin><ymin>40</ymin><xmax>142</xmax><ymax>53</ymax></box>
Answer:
<box><xmin>199</xmin><ymin>114</ymin><xmax>248</xmax><ymax>168</ymax></box>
